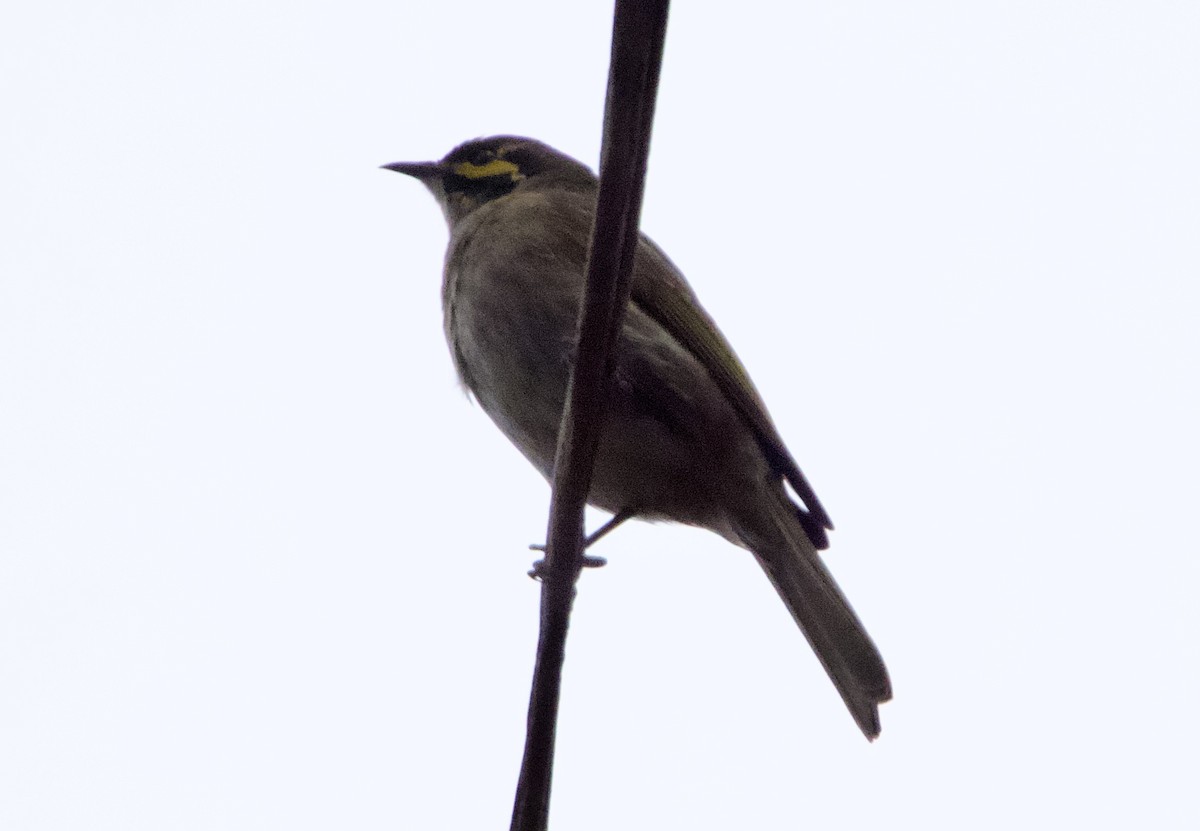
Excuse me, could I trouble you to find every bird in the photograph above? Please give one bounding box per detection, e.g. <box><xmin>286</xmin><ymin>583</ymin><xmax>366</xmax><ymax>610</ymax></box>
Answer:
<box><xmin>383</xmin><ymin>136</ymin><xmax>891</xmax><ymax>739</ymax></box>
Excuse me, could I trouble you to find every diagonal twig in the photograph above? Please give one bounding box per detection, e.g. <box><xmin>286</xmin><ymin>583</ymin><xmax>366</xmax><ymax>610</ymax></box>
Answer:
<box><xmin>508</xmin><ymin>2</ymin><xmax>671</xmax><ymax>830</ymax></box>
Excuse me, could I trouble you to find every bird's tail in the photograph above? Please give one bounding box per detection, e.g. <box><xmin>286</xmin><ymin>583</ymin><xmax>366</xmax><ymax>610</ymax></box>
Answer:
<box><xmin>737</xmin><ymin>489</ymin><xmax>892</xmax><ymax>740</ymax></box>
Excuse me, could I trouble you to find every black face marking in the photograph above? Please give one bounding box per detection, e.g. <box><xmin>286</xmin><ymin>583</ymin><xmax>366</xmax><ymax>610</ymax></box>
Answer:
<box><xmin>442</xmin><ymin>169</ymin><xmax>520</xmax><ymax>202</ymax></box>
<box><xmin>438</xmin><ymin>140</ymin><xmax>527</xmax><ymax>203</ymax></box>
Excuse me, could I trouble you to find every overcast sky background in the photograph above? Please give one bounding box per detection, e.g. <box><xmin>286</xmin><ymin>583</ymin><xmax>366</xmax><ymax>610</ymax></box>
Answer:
<box><xmin>3</xmin><ymin>2</ymin><xmax>1198</xmax><ymax>829</ymax></box>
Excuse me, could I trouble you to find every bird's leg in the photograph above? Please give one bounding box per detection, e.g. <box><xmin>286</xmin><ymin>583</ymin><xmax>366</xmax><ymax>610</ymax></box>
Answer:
<box><xmin>580</xmin><ymin>506</ymin><xmax>637</xmax><ymax>551</ymax></box>
<box><xmin>528</xmin><ymin>508</ymin><xmax>637</xmax><ymax>578</ymax></box>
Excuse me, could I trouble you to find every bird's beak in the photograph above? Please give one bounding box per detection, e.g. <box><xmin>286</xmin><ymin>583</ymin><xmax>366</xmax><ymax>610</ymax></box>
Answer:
<box><xmin>380</xmin><ymin>160</ymin><xmax>443</xmax><ymax>181</ymax></box>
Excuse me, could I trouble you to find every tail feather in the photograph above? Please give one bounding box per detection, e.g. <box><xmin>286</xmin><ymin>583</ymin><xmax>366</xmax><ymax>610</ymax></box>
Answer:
<box><xmin>739</xmin><ymin>491</ymin><xmax>891</xmax><ymax>740</ymax></box>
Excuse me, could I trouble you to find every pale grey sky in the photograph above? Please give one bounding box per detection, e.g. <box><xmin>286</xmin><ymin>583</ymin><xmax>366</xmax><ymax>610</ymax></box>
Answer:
<box><xmin>2</xmin><ymin>2</ymin><xmax>1198</xmax><ymax>829</ymax></box>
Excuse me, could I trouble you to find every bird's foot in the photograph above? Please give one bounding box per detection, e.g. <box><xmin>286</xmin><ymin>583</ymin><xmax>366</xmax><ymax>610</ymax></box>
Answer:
<box><xmin>527</xmin><ymin>553</ymin><xmax>607</xmax><ymax>580</ymax></box>
<box><xmin>526</xmin><ymin>508</ymin><xmax>636</xmax><ymax>579</ymax></box>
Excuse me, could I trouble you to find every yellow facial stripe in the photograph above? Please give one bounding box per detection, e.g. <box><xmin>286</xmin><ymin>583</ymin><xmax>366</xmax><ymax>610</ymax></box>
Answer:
<box><xmin>452</xmin><ymin>159</ymin><xmax>522</xmax><ymax>180</ymax></box>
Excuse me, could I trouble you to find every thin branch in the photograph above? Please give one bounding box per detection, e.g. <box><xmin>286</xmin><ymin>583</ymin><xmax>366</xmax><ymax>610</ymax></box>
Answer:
<box><xmin>508</xmin><ymin>2</ymin><xmax>671</xmax><ymax>830</ymax></box>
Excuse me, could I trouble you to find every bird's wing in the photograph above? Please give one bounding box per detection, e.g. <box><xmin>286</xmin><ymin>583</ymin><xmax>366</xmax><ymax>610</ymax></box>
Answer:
<box><xmin>630</xmin><ymin>241</ymin><xmax>834</xmax><ymax>539</ymax></box>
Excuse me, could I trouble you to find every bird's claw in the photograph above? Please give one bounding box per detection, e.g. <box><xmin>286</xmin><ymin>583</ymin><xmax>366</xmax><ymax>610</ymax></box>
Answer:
<box><xmin>527</xmin><ymin>554</ymin><xmax>608</xmax><ymax>580</ymax></box>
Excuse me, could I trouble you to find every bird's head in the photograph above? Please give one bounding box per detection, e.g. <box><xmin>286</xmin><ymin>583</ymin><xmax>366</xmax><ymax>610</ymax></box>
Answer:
<box><xmin>383</xmin><ymin>136</ymin><xmax>596</xmax><ymax>225</ymax></box>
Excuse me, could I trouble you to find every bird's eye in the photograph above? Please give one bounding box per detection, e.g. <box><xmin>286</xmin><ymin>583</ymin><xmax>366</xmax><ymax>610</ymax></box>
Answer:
<box><xmin>470</xmin><ymin>149</ymin><xmax>496</xmax><ymax>166</ymax></box>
